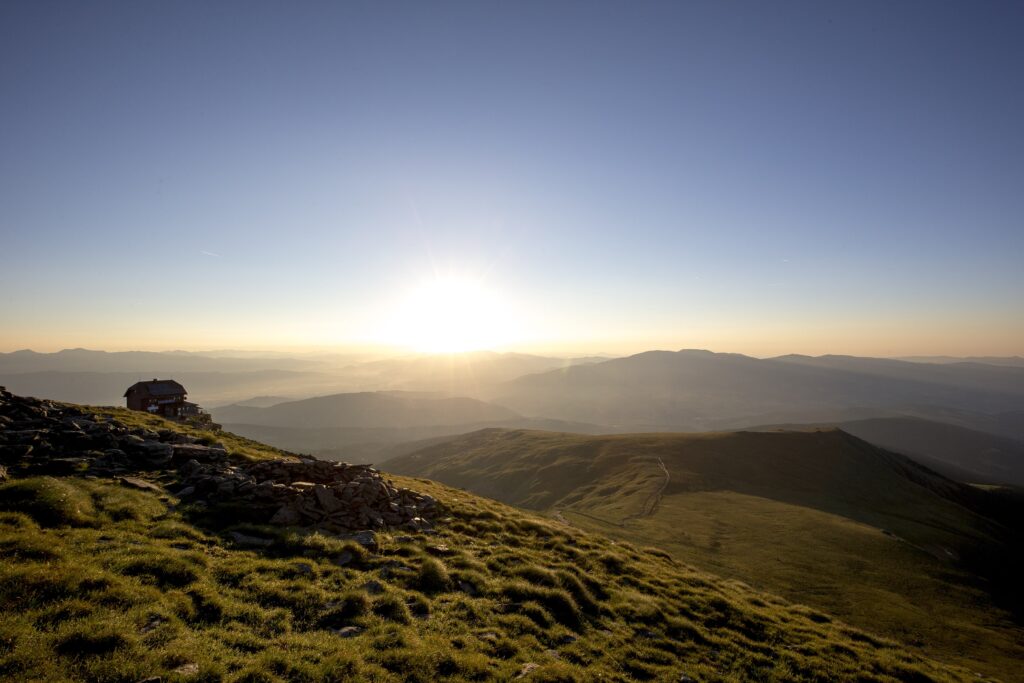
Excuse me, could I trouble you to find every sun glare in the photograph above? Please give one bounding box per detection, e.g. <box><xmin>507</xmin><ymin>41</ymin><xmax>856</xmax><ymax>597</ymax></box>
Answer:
<box><xmin>383</xmin><ymin>276</ymin><xmax>520</xmax><ymax>353</ymax></box>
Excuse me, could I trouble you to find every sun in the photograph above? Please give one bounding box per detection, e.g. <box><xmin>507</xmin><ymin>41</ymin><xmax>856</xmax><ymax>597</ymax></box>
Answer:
<box><xmin>383</xmin><ymin>276</ymin><xmax>520</xmax><ymax>353</ymax></box>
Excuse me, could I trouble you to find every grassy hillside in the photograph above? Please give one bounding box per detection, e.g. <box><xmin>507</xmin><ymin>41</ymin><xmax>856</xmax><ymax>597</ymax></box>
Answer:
<box><xmin>0</xmin><ymin>393</ymin><xmax>992</xmax><ymax>682</ymax></box>
<box><xmin>387</xmin><ymin>428</ymin><xmax>1024</xmax><ymax>680</ymax></box>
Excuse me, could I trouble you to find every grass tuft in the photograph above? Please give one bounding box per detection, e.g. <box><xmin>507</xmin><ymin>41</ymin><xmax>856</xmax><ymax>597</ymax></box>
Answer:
<box><xmin>53</xmin><ymin>625</ymin><xmax>133</xmax><ymax>658</ymax></box>
<box><xmin>414</xmin><ymin>558</ymin><xmax>451</xmax><ymax>594</ymax></box>
<box><xmin>372</xmin><ymin>594</ymin><xmax>412</xmax><ymax>624</ymax></box>
<box><xmin>0</xmin><ymin>478</ymin><xmax>96</xmax><ymax>527</ymax></box>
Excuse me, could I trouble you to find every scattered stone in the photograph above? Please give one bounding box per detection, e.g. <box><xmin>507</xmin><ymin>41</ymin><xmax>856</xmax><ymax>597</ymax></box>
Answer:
<box><xmin>352</xmin><ymin>530</ymin><xmax>378</xmax><ymax>550</ymax></box>
<box><xmin>516</xmin><ymin>663</ymin><xmax>540</xmax><ymax>678</ymax></box>
<box><xmin>138</xmin><ymin>616</ymin><xmax>166</xmax><ymax>634</ymax></box>
<box><xmin>426</xmin><ymin>543</ymin><xmax>453</xmax><ymax>556</ymax></box>
<box><xmin>172</xmin><ymin>663</ymin><xmax>199</xmax><ymax>675</ymax></box>
<box><xmin>119</xmin><ymin>476</ymin><xmax>163</xmax><ymax>493</ymax></box>
<box><xmin>333</xmin><ymin>626</ymin><xmax>363</xmax><ymax>638</ymax></box>
<box><xmin>361</xmin><ymin>579</ymin><xmax>385</xmax><ymax>595</ymax></box>
<box><xmin>334</xmin><ymin>551</ymin><xmax>354</xmax><ymax>567</ymax></box>
<box><xmin>379</xmin><ymin>561</ymin><xmax>414</xmax><ymax>579</ymax></box>
<box><xmin>457</xmin><ymin>580</ymin><xmax>479</xmax><ymax>596</ymax></box>
<box><xmin>558</xmin><ymin>634</ymin><xmax>577</xmax><ymax>645</ymax></box>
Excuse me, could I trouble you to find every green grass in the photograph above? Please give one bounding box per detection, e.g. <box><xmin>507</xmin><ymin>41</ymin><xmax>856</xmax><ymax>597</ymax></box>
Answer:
<box><xmin>0</xmin><ymin>468</ymin><xmax>987</xmax><ymax>682</ymax></box>
<box><xmin>386</xmin><ymin>428</ymin><xmax>1024</xmax><ymax>681</ymax></box>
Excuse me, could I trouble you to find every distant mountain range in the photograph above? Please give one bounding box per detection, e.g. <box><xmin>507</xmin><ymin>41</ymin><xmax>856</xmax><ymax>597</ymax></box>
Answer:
<box><xmin>489</xmin><ymin>349</ymin><xmax>1024</xmax><ymax>437</ymax></box>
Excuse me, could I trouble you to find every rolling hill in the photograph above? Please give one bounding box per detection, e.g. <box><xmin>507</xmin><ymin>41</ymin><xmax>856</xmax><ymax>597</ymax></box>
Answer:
<box><xmin>387</xmin><ymin>428</ymin><xmax>1024</xmax><ymax>679</ymax></box>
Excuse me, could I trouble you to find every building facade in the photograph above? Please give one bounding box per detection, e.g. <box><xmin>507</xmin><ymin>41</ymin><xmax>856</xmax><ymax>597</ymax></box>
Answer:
<box><xmin>123</xmin><ymin>379</ymin><xmax>188</xmax><ymax>417</ymax></box>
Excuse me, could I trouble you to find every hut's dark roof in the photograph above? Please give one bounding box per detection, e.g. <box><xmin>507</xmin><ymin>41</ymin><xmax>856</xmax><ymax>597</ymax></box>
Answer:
<box><xmin>123</xmin><ymin>379</ymin><xmax>186</xmax><ymax>398</ymax></box>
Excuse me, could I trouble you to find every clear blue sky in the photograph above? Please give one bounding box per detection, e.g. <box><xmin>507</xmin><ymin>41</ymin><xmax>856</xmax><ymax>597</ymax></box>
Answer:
<box><xmin>2</xmin><ymin>1</ymin><xmax>1022</xmax><ymax>355</ymax></box>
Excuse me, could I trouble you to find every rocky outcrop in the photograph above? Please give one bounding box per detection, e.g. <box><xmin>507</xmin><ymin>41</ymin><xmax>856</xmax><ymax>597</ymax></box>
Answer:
<box><xmin>176</xmin><ymin>458</ymin><xmax>436</xmax><ymax>532</ymax></box>
<box><xmin>0</xmin><ymin>386</ymin><xmax>227</xmax><ymax>475</ymax></box>
<box><xmin>0</xmin><ymin>387</ymin><xmax>439</xmax><ymax>534</ymax></box>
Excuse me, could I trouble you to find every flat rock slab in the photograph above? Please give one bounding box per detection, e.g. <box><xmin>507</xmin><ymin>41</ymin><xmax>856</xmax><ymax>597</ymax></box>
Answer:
<box><xmin>228</xmin><ymin>531</ymin><xmax>274</xmax><ymax>548</ymax></box>
<box><xmin>333</xmin><ymin>626</ymin><xmax>363</xmax><ymax>638</ymax></box>
<box><xmin>119</xmin><ymin>476</ymin><xmax>163</xmax><ymax>493</ymax></box>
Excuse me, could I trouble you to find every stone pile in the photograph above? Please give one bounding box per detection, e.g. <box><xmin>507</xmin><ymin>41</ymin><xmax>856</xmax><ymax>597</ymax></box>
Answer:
<box><xmin>1</xmin><ymin>387</ymin><xmax>439</xmax><ymax>535</ymax></box>
<box><xmin>176</xmin><ymin>458</ymin><xmax>437</xmax><ymax>532</ymax></box>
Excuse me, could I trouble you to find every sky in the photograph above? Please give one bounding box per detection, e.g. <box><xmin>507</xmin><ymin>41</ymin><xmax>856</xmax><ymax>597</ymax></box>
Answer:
<box><xmin>2</xmin><ymin>1</ymin><xmax>1022</xmax><ymax>357</ymax></box>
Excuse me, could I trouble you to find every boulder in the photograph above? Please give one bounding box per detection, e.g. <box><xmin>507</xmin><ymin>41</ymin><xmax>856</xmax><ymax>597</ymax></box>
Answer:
<box><xmin>352</xmin><ymin>530</ymin><xmax>378</xmax><ymax>550</ymax></box>
<box><xmin>270</xmin><ymin>504</ymin><xmax>302</xmax><ymax>526</ymax></box>
<box><xmin>171</xmin><ymin>443</ymin><xmax>227</xmax><ymax>463</ymax></box>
